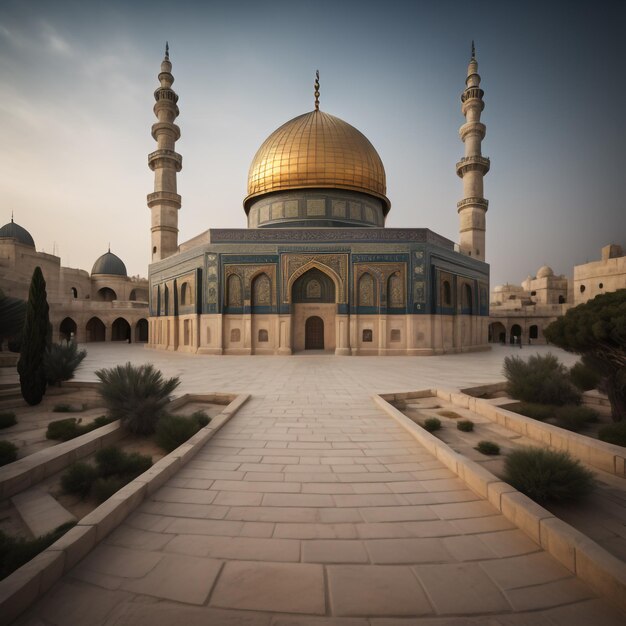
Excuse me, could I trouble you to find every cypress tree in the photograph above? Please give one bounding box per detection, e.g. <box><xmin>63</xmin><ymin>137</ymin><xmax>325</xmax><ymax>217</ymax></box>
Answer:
<box><xmin>17</xmin><ymin>267</ymin><xmax>50</xmax><ymax>405</ymax></box>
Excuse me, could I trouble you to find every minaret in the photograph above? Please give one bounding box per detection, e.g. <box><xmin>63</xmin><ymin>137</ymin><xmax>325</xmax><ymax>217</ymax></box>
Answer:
<box><xmin>148</xmin><ymin>43</ymin><xmax>182</xmax><ymax>262</ymax></box>
<box><xmin>456</xmin><ymin>42</ymin><xmax>489</xmax><ymax>261</ymax></box>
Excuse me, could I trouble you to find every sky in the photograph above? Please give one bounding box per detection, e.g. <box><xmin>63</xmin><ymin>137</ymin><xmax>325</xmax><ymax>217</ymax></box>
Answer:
<box><xmin>1</xmin><ymin>0</ymin><xmax>623</xmax><ymax>287</ymax></box>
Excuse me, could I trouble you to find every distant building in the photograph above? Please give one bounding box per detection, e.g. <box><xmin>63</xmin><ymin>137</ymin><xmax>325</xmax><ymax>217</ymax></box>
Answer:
<box><xmin>489</xmin><ymin>245</ymin><xmax>625</xmax><ymax>344</ymax></box>
<box><xmin>0</xmin><ymin>218</ymin><xmax>149</xmax><ymax>344</ymax></box>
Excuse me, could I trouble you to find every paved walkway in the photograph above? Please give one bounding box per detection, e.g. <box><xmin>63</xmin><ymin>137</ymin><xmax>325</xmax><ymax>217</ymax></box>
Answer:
<box><xmin>17</xmin><ymin>345</ymin><xmax>625</xmax><ymax>624</ymax></box>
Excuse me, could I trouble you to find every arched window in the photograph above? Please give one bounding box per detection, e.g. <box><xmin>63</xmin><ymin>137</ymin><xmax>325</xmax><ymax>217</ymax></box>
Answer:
<box><xmin>358</xmin><ymin>273</ymin><xmax>375</xmax><ymax>307</ymax></box>
<box><xmin>558</xmin><ymin>295</ymin><xmax>565</xmax><ymax>304</ymax></box>
<box><xmin>258</xmin><ymin>329</ymin><xmax>269</xmax><ymax>342</ymax></box>
<box><xmin>70</xmin><ymin>287</ymin><xmax>78</xmax><ymax>299</ymax></box>
<box><xmin>529</xmin><ymin>325</ymin><xmax>539</xmax><ymax>339</ymax></box>
<box><xmin>388</xmin><ymin>273</ymin><xmax>403</xmax><ymax>307</ymax></box>
<box><xmin>180</xmin><ymin>282</ymin><xmax>189</xmax><ymax>306</ymax></box>
<box><xmin>463</xmin><ymin>284</ymin><xmax>472</xmax><ymax>313</ymax></box>
<box><xmin>305</xmin><ymin>279</ymin><xmax>322</xmax><ymax>299</ymax></box>
<box><xmin>390</xmin><ymin>329</ymin><xmax>401</xmax><ymax>342</ymax></box>
<box><xmin>580</xmin><ymin>285</ymin><xmax>586</xmax><ymax>293</ymax></box>
<box><xmin>362</xmin><ymin>329</ymin><xmax>373</xmax><ymax>342</ymax></box>
<box><xmin>97</xmin><ymin>287</ymin><xmax>116</xmax><ymax>302</ymax></box>
<box><xmin>252</xmin><ymin>273</ymin><xmax>271</xmax><ymax>307</ymax></box>
<box><xmin>227</xmin><ymin>275</ymin><xmax>242</xmax><ymax>307</ymax></box>
<box><xmin>230</xmin><ymin>328</ymin><xmax>241</xmax><ymax>342</ymax></box>
<box><xmin>442</xmin><ymin>280</ymin><xmax>452</xmax><ymax>306</ymax></box>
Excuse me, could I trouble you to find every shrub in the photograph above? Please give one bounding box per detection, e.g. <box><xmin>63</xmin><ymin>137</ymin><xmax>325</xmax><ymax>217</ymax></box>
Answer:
<box><xmin>423</xmin><ymin>417</ymin><xmax>441</xmax><ymax>432</ymax></box>
<box><xmin>17</xmin><ymin>267</ymin><xmax>49</xmax><ymax>406</ymax></box>
<box><xmin>92</xmin><ymin>477</ymin><xmax>127</xmax><ymax>503</ymax></box>
<box><xmin>46</xmin><ymin>415</ymin><xmax>114</xmax><ymax>441</ymax></box>
<box><xmin>569</xmin><ymin>361</ymin><xmax>601</xmax><ymax>392</ymax></box>
<box><xmin>0</xmin><ymin>522</ymin><xmax>75</xmax><ymax>580</ymax></box>
<box><xmin>46</xmin><ymin>418</ymin><xmax>80</xmax><ymax>441</ymax></box>
<box><xmin>52</xmin><ymin>403</ymin><xmax>74</xmax><ymax>413</ymax></box>
<box><xmin>95</xmin><ymin>446</ymin><xmax>152</xmax><ymax>479</ymax></box>
<box><xmin>503</xmin><ymin>448</ymin><xmax>595</xmax><ymax>504</ymax></box>
<box><xmin>457</xmin><ymin>420</ymin><xmax>474</xmax><ymax>432</ymax></box>
<box><xmin>191</xmin><ymin>410</ymin><xmax>211</xmax><ymax>427</ymax></box>
<box><xmin>0</xmin><ymin>441</ymin><xmax>18</xmax><ymax>466</ymax></box>
<box><xmin>554</xmin><ymin>405</ymin><xmax>598</xmax><ymax>432</ymax></box>
<box><xmin>598</xmin><ymin>421</ymin><xmax>626</xmax><ymax>447</ymax></box>
<box><xmin>438</xmin><ymin>410</ymin><xmax>462</xmax><ymax>419</ymax></box>
<box><xmin>513</xmin><ymin>402</ymin><xmax>556</xmax><ymax>421</ymax></box>
<box><xmin>503</xmin><ymin>353</ymin><xmax>581</xmax><ymax>406</ymax></box>
<box><xmin>95</xmin><ymin>446</ymin><xmax>127</xmax><ymax>477</ymax></box>
<box><xmin>0</xmin><ymin>411</ymin><xmax>17</xmax><ymax>429</ymax></box>
<box><xmin>95</xmin><ymin>363</ymin><xmax>180</xmax><ymax>435</ymax></box>
<box><xmin>476</xmin><ymin>440</ymin><xmax>500</xmax><ymax>455</ymax></box>
<box><xmin>44</xmin><ymin>341</ymin><xmax>87</xmax><ymax>386</ymax></box>
<box><xmin>61</xmin><ymin>462</ymin><xmax>98</xmax><ymax>498</ymax></box>
<box><xmin>156</xmin><ymin>413</ymin><xmax>201</xmax><ymax>452</ymax></box>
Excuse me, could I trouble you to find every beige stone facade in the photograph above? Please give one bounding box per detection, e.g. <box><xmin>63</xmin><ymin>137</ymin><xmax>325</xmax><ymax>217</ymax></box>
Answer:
<box><xmin>0</xmin><ymin>223</ymin><xmax>149</xmax><ymax>345</ymax></box>
<box><xmin>489</xmin><ymin>245</ymin><xmax>625</xmax><ymax>344</ymax></box>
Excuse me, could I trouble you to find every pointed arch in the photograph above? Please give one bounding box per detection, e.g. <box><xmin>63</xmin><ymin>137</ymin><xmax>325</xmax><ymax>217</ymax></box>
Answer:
<box><xmin>387</xmin><ymin>272</ymin><xmax>404</xmax><ymax>307</ymax></box>
<box><xmin>251</xmin><ymin>272</ymin><xmax>271</xmax><ymax>307</ymax></box>
<box><xmin>286</xmin><ymin>260</ymin><xmax>343</xmax><ymax>304</ymax></box>
<box><xmin>226</xmin><ymin>274</ymin><xmax>243</xmax><ymax>307</ymax></box>
<box><xmin>358</xmin><ymin>272</ymin><xmax>376</xmax><ymax>307</ymax></box>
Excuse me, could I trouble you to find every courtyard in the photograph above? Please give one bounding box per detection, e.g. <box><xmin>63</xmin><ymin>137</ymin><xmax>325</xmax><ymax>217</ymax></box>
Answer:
<box><xmin>10</xmin><ymin>344</ymin><xmax>626</xmax><ymax>624</ymax></box>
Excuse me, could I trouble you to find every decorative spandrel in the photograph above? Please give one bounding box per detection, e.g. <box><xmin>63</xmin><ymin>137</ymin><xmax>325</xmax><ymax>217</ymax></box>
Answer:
<box><xmin>226</xmin><ymin>274</ymin><xmax>243</xmax><ymax>307</ymax></box>
<box><xmin>388</xmin><ymin>273</ymin><xmax>404</xmax><ymax>307</ymax></box>
<box><xmin>252</xmin><ymin>273</ymin><xmax>271</xmax><ymax>306</ymax></box>
<box><xmin>358</xmin><ymin>273</ymin><xmax>375</xmax><ymax>307</ymax></box>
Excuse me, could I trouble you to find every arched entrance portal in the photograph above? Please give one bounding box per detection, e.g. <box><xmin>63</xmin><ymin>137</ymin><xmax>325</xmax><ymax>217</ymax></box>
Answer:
<box><xmin>488</xmin><ymin>322</ymin><xmax>506</xmax><ymax>343</ymax></box>
<box><xmin>59</xmin><ymin>317</ymin><xmax>77</xmax><ymax>342</ymax></box>
<box><xmin>86</xmin><ymin>317</ymin><xmax>105</xmax><ymax>342</ymax></box>
<box><xmin>291</xmin><ymin>267</ymin><xmax>336</xmax><ymax>352</ymax></box>
<box><xmin>305</xmin><ymin>316</ymin><xmax>324</xmax><ymax>350</ymax></box>
<box><xmin>510</xmin><ymin>324</ymin><xmax>522</xmax><ymax>345</ymax></box>
<box><xmin>135</xmin><ymin>319</ymin><xmax>148</xmax><ymax>343</ymax></box>
<box><xmin>112</xmin><ymin>318</ymin><xmax>131</xmax><ymax>342</ymax></box>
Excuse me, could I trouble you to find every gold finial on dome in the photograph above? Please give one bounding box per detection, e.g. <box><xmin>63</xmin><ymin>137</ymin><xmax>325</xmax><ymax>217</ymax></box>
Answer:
<box><xmin>314</xmin><ymin>70</ymin><xmax>320</xmax><ymax>111</ymax></box>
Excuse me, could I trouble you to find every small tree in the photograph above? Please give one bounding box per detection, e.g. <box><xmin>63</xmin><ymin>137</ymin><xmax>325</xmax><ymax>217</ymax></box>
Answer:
<box><xmin>45</xmin><ymin>342</ymin><xmax>87</xmax><ymax>386</ymax></box>
<box><xmin>0</xmin><ymin>288</ymin><xmax>26</xmax><ymax>350</ymax></box>
<box><xmin>95</xmin><ymin>362</ymin><xmax>180</xmax><ymax>435</ymax></box>
<box><xmin>544</xmin><ymin>290</ymin><xmax>626</xmax><ymax>422</ymax></box>
<box><xmin>17</xmin><ymin>267</ymin><xmax>50</xmax><ymax>405</ymax></box>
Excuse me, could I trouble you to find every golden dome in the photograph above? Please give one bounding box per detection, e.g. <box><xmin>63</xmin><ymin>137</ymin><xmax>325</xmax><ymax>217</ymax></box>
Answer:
<box><xmin>245</xmin><ymin>110</ymin><xmax>390</xmax><ymax>213</ymax></box>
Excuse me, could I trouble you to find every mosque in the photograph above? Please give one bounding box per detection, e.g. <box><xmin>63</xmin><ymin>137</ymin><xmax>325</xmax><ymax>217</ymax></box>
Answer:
<box><xmin>147</xmin><ymin>46</ymin><xmax>491</xmax><ymax>355</ymax></box>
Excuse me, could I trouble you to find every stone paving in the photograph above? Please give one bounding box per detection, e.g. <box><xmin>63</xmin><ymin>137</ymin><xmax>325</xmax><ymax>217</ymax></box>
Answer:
<box><xmin>16</xmin><ymin>344</ymin><xmax>626</xmax><ymax>624</ymax></box>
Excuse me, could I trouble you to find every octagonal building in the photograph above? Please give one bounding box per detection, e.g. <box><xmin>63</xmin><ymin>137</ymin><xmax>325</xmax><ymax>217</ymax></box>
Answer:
<box><xmin>148</xmin><ymin>48</ymin><xmax>490</xmax><ymax>355</ymax></box>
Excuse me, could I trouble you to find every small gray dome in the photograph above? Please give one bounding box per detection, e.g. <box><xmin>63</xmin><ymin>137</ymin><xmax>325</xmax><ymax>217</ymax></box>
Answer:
<box><xmin>536</xmin><ymin>265</ymin><xmax>554</xmax><ymax>279</ymax></box>
<box><xmin>0</xmin><ymin>219</ymin><xmax>35</xmax><ymax>247</ymax></box>
<box><xmin>91</xmin><ymin>251</ymin><xmax>127</xmax><ymax>276</ymax></box>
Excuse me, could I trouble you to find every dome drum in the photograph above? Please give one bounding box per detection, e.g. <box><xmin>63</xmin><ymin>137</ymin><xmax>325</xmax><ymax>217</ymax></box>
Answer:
<box><xmin>247</xmin><ymin>189</ymin><xmax>385</xmax><ymax>229</ymax></box>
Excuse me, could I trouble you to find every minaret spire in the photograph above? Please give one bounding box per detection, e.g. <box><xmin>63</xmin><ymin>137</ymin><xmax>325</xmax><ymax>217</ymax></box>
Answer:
<box><xmin>147</xmin><ymin>43</ymin><xmax>182</xmax><ymax>261</ymax></box>
<box><xmin>456</xmin><ymin>43</ymin><xmax>489</xmax><ymax>260</ymax></box>
<box><xmin>314</xmin><ymin>70</ymin><xmax>320</xmax><ymax>111</ymax></box>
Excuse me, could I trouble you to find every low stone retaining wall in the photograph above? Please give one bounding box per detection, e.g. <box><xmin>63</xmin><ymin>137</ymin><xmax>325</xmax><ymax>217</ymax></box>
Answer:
<box><xmin>0</xmin><ymin>393</ymin><xmax>249</xmax><ymax>625</ymax></box>
<box><xmin>375</xmin><ymin>392</ymin><xmax>626</xmax><ymax>615</ymax></box>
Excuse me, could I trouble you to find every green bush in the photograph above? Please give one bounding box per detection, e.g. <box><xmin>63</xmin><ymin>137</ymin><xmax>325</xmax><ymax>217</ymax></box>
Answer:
<box><xmin>423</xmin><ymin>417</ymin><xmax>442</xmax><ymax>432</ymax></box>
<box><xmin>554</xmin><ymin>405</ymin><xmax>598</xmax><ymax>432</ymax></box>
<box><xmin>46</xmin><ymin>418</ymin><xmax>80</xmax><ymax>441</ymax></box>
<box><xmin>92</xmin><ymin>477</ymin><xmax>127</xmax><ymax>503</ymax></box>
<box><xmin>155</xmin><ymin>414</ymin><xmax>202</xmax><ymax>452</ymax></box>
<box><xmin>0</xmin><ymin>411</ymin><xmax>17</xmax><ymax>429</ymax></box>
<box><xmin>95</xmin><ymin>446</ymin><xmax>152</xmax><ymax>479</ymax></box>
<box><xmin>95</xmin><ymin>363</ymin><xmax>180</xmax><ymax>435</ymax></box>
<box><xmin>503</xmin><ymin>353</ymin><xmax>581</xmax><ymax>406</ymax></box>
<box><xmin>569</xmin><ymin>361</ymin><xmax>601</xmax><ymax>392</ymax></box>
<box><xmin>475</xmin><ymin>440</ymin><xmax>500</xmax><ymax>455</ymax></box>
<box><xmin>598</xmin><ymin>421</ymin><xmax>626</xmax><ymax>447</ymax></box>
<box><xmin>0</xmin><ymin>522</ymin><xmax>75</xmax><ymax>580</ymax></box>
<box><xmin>52</xmin><ymin>403</ymin><xmax>73</xmax><ymax>413</ymax></box>
<box><xmin>0</xmin><ymin>441</ymin><xmax>18</xmax><ymax>466</ymax></box>
<box><xmin>61</xmin><ymin>462</ymin><xmax>98</xmax><ymax>498</ymax></box>
<box><xmin>503</xmin><ymin>447</ymin><xmax>595</xmax><ymax>504</ymax></box>
<box><xmin>44</xmin><ymin>342</ymin><xmax>86</xmax><ymax>386</ymax></box>
<box><xmin>513</xmin><ymin>402</ymin><xmax>556</xmax><ymax>421</ymax></box>
<box><xmin>457</xmin><ymin>420</ymin><xmax>474</xmax><ymax>432</ymax></box>
<box><xmin>438</xmin><ymin>410</ymin><xmax>462</xmax><ymax>419</ymax></box>
<box><xmin>191</xmin><ymin>410</ymin><xmax>211</xmax><ymax>427</ymax></box>
<box><xmin>46</xmin><ymin>415</ymin><xmax>114</xmax><ymax>441</ymax></box>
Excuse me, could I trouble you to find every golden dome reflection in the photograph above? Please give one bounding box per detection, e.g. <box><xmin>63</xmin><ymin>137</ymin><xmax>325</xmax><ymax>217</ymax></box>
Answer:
<box><xmin>245</xmin><ymin>110</ymin><xmax>390</xmax><ymax>214</ymax></box>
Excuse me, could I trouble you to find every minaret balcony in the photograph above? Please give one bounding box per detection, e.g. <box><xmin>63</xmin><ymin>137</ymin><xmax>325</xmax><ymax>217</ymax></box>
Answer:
<box><xmin>148</xmin><ymin>149</ymin><xmax>183</xmax><ymax>171</ymax></box>
<box><xmin>147</xmin><ymin>191</ymin><xmax>182</xmax><ymax>208</ymax></box>
<box><xmin>459</xmin><ymin>122</ymin><xmax>486</xmax><ymax>142</ymax></box>
<box><xmin>457</xmin><ymin>197</ymin><xmax>489</xmax><ymax>212</ymax></box>
<box><xmin>461</xmin><ymin>87</ymin><xmax>484</xmax><ymax>103</ymax></box>
<box><xmin>456</xmin><ymin>156</ymin><xmax>490</xmax><ymax>177</ymax></box>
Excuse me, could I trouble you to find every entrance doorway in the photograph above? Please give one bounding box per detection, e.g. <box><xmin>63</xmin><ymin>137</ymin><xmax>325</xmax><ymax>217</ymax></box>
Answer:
<box><xmin>305</xmin><ymin>316</ymin><xmax>324</xmax><ymax>349</ymax></box>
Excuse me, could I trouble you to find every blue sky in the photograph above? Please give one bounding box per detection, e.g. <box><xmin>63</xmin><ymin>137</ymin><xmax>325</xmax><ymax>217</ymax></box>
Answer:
<box><xmin>1</xmin><ymin>0</ymin><xmax>623</xmax><ymax>286</ymax></box>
